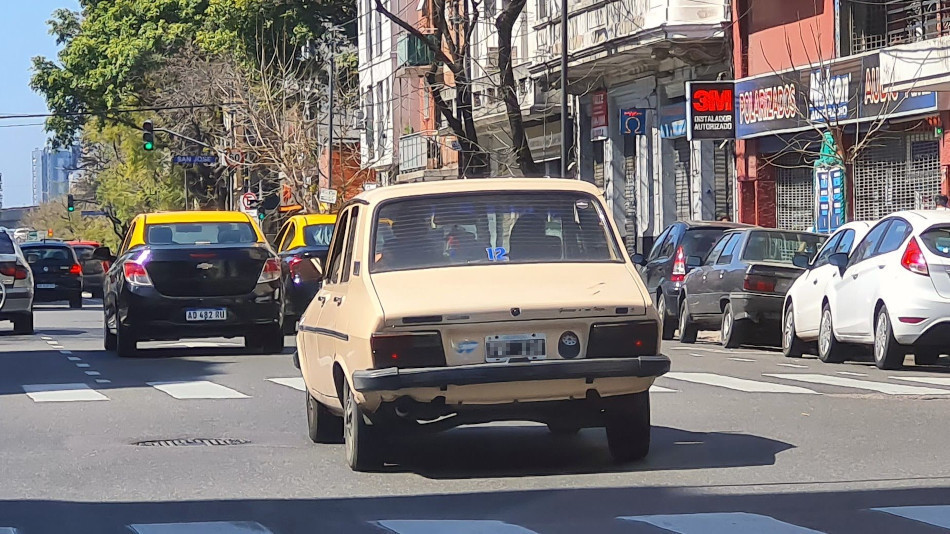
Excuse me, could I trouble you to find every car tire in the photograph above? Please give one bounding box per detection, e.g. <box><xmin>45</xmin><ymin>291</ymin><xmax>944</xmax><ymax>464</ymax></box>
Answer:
<box><xmin>678</xmin><ymin>299</ymin><xmax>698</xmax><ymax>344</ymax></box>
<box><xmin>13</xmin><ymin>313</ymin><xmax>33</xmax><ymax>335</ymax></box>
<box><xmin>721</xmin><ymin>303</ymin><xmax>745</xmax><ymax>349</ymax></box>
<box><xmin>547</xmin><ymin>422</ymin><xmax>581</xmax><ymax>436</ymax></box>
<box><xmin>69</xmin><ymin>293</ymin><xmax>82</xmax><ymax>309</ymax></box>
<box><xmin>343</xmin><ymin>379</ymin><xmax>383</xmax><ymax>471</ymax></box>
<box><xmin>307</xmin><ymin>390</ymin><xmax>343</xmax><ymax>443</ymax></box>
<box><xmin>656</xmin><ymin>295</ymin><xmax>676</xmax><ymax>341</ymax></box>
<box><xmin>116</xmin><ymin>322</ymin><xmax>138</xmax><ymax>358</ymax></box>
<box><xmin>874</xmin><ymin>306</ymin><xmax>905</xmax><ymax>370</ymax></box>
<box><xmin>247</xmin><ymin>325</ymin><xmax>284</xmax><ymax>353</ymax></box>
<box><xmin>282</xmin><ymin>316</ymin><xmax>298</xmax><ymax>336</ymax></box>
<box><xmin>605</xmin><ymin>391</ymin><xmax>651</xmax><ymax>463</ymax></box>
<box><xmin>914</xmin><ymin>349</ymin><xmax>941</xmax><ymax>366</ymax></box>
<box><xmin>782</xmin><ymin>303</ymin><xmax>806</xmax><ymax>358</ymax></box>
<box><xmin>817</xmin><ymin>305</ymin><xmax>846</xmax><ymax>364</ymax></box>
<box><xmin>103</xmin><ymin>319</ymin><xmax>117</xmax><ymax>351</ymax></box>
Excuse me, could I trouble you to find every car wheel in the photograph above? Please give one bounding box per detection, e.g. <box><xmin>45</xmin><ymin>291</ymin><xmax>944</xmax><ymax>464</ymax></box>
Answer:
<box><xmin>817</xmin><ymin>305</ymin><xmax>846</xmax><ymax>363</ymax></box>
<box><xmin>282</xmin><ymin>316</ymin><xmax>298</xmax><ymax>336</ymax></box>
<box><xmin>307</xmin><ymin>389</ymin><xmax>343</xmax><ymax>443</ymax></box>
<box><xmin>721</xmin><ymin>303</ymin><xmax>745</xmax><ymax>349</ymax></box>
<box><xmin>605</xmin><ymin>391</ymin><xmax>651</xmax><ymax>463</ymax></box>
<box><xmin>678</xmin><ymin>299</ymin><xmax>698</xmax><ymax>344</ymax></box>
<box><xmin>874</xmin><ymin>306</ymin><xmax>905</xmax><ymax>370</ymax></box>
<box><xmin>116</xmin><ymin>321</ymin><xmax>138</xmax><ymax>358</ymax></box>
<box><xmin>547</xmin><ymin>422</ymin><xmax>580</xmax><ymax>436</ymax></box>
<box><xmin>69</xmin><ymin>293</ymin><xmax>82</xmax><ymax>309</ymax></box>
<box><xmin>657</xmin><ymin>295</ymin><xmax>676</xmax><ymax>341</ymax></box>
<box><xmin>103</xmin><ymin>318</ymin><xmax>117</xmax><ymax>351</ymax></box>
<box><xmin>261</xmin><ymin>325</ymin><xmax>284</xmax><ymax>353</ymax></box>
<box><xmin>782</xmin><ymin>303</ymin><xmax>806</xmax><ymax>358</ymax></box>
<box><xmin>13</xmin><ymin>313</ymin><xmax>33</xmax><ymax>335</ymax></box>
<box><xmin>343</xmin><ymin>379</ymin><xmax>383</xmax><ymax>471</ymax></box>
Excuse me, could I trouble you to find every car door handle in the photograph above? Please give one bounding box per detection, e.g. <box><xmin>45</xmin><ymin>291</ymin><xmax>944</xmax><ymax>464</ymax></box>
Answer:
<box><xmin>333</xmin><ymin>296</ymin><xmax>344</xmax><ymax>305</ymax></box>
<box><xmin>851</xmin><ymin>274</ymin><xmax>859</xmax><ymax>279</ymax></box>
<box><xmin>812</xmin><ymin>279</ymin><xmax>818</xmax><ymax>285</ymax></box>
<box><xmin>317</xmin><ymin>295</ymin><xmax>326</xmax><ymax>303</ymax></box>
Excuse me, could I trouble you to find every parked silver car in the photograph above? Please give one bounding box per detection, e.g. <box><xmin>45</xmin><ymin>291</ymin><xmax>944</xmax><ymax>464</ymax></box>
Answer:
<box><xmin>0</xmin><ymin>229</ymin><xmax>34</xmax><ymax>333</ymax></box>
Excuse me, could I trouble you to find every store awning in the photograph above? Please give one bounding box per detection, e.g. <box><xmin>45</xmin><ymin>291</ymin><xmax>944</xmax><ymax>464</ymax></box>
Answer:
<box><xmin>880</xmin><ymin>36</ymin><xmax>950</xmax><ymax>92</ymax></box>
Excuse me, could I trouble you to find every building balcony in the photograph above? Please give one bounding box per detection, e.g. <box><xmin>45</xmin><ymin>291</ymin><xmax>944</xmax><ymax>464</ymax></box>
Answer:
<box><xmin>397</xmin><ymin>33</ymin><xmax>437</xmax><ymax>73</ymax></box>
<box><xmin>396</xmin><ymin>132</ymin><xmax>457</xmax><ymax>182</ymax></box>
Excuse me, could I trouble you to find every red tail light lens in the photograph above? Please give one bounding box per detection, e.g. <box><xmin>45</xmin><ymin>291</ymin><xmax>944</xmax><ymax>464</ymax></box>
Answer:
<box><xmin>288</xmin><ymin>256</ymin><xmax>322</xmax><ymax>281</ymax></box>
<box><xmin>670</xmin><ymin>246</ymin><xmax>686</xmax><ymax>283</ymax></box>
<box><xmin>901</xmin><ymin>237</ymin><xmax>929</xmax><ymax>276</ymax></box>
<box><xmin>370</xmin><ymin>332</ymin><xmax>446</xmax><ymax>368</ymax></box>
<box><xmin>587</xmin><ymin>321</ymin><xmax>659</xmax><ymax>358</ymax></box>
<box><xmin>123</xmin><ymin>262</ymin><xmax>153</xmax><ymax>287</ymax></box>
<box><xmin>258</xmin><ymin>257</ymin><xmax>281</xmax><ymax>283</ymax></box>
<box><xmin>744</xmin><ymin>274</ymin><xmax>777</xmax><ymax>292</ymax></box>
<box><xmin>68</xmin><ymin>264</ymin><xmax>82</xmax><ymax>275</ymax></box>
<box><xmin>0</xmin><ymin>262</ymin><xmax>28</xmax><ymax>280</ymax></box>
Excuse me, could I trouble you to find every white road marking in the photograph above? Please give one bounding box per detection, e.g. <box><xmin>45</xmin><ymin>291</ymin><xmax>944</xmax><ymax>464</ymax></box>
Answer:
<box><xmin>651</xmin><ymin>385</ymin><xmax>677</xmax><ymax>393</ymax></box>
<box><xmin>890</xmin><ymin>376</ymin><xmax>950</xmax><ymax>387</ymax></box>
<box><xmin>128</xmin><ymin>522</ymin><xmax>272</xmax><ymax>534</ymax></box>
<box><xmin>59</xmin><ymin>350</ymin><xmax>71</xmax><ymax>355</ymax></box>
<box><xmin>267</xmin><ymin>377</ymin><xmax>305</xmax><ymax>391</ymax></box>
<box><xmin>0</xmin><ymin>528</ymin><xmax>17</xmax><ymax>534</ymax></box>
<box><xmin>765</xmin><ymin>374</ymin><xmax>950</xmax><ymax>395</ymax></box>
<box><xmin>728</xmin><ymin>357</ymin><xmax>756</xmax><ymax>362</ymax></box>
<box><xmin>147</xmin><ymin>381</ymin><xmax>250</xmax><ymax>399</ymax></box>
<box><xmin>66</xmin><ymin>357</ymin><xmax>81</xmax><ymax>361</ymax></box>
<box><xmin>375</xmin><ymin>520</ymin><xmax>539</xmax><ymax>534</ymax></box>
<box><xmin>76</xmin><ymin>363</ymin><xmax>90</xmax><ymax>368</ymax></box>
<box><xmin>95</xmin><ymin>379</ymin><xmax>111</xmax><ymax>384</ymax></box>
<box><xmin>665</xmin><ymin>372</ymin><xmax>819</xmax><ymax>394</ymax></box>
<box><xmin>620</xmin><ymin>512</ymin><xmax>826</xmax><ymax>533</ymax></box>
<box><xmin>873</xmin><ymin>505</ymin><xmax>950</xmax><ymax>528</ymax></box>
<box><xmin>776</xmin><ymin>363</ymin><xmax>808</xmax><ymax>369</ymax></box>
<box><xmin>84</xmin><ymin>371</ymin><xmax>100</xmax><ymax>376</ymax></box>
<box><xmin>836</xmin><ymin>371</ymin><xmax>867</xmax><ymax>377</ymax></box>
<box><xmin>40</xmin><ymin>336</ymin><xmax>51</xmax><ymax>340</ymax></box>
<box><xmin>22</xmin><ymin>383</ymin><xmax>108</xmax><ymax>402</ymax></box>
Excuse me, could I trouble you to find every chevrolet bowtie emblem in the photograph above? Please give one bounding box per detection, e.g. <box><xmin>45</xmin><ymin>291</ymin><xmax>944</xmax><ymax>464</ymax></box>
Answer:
<box><xmin>196</xmin><ymin>263</ymin><xmax>214</xmax><ymax>270</ymax></box>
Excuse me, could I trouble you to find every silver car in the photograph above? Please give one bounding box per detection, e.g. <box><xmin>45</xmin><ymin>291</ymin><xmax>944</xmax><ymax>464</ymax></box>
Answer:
<box><xmin>0</xmin><ymin>229</ymin><xmax>34</xmax><ymax>333</ymax></box>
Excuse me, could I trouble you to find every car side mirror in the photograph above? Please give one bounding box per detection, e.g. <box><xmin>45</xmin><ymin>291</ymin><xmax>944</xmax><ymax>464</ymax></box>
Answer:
<box><xmin>829</xmin><ymin>252</ymin><xmax>849</xmax><ymax>275</ymax></box>
<box><xmin>631</xmin><ymin>253</ymin><xmax>646</xmax><ymax>266</ymax></box>
<box><xmin>686</xmin><ymin>256</ymin><xmax>702</xmax><ymax>270</ymax></box>
<box><xmin>792</xmin><ymin>253</ymin><xmax>811</xmax><ymax>269</ymax></box>
<box><xmin>92</xmin><ymin>246</ymin><xmax>115</xmax><ymax>262</ymax></box>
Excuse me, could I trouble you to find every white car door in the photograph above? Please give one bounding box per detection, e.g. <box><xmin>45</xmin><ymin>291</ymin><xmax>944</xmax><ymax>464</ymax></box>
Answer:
<box><xmin>833</xmin><ymin>221</ymin><xmax>890</xmax><ymax>337</ymax></box>
<box><xmin>794</xmin><ymin>231</ymin><xmax>844</xmax><ymax>337</ymax></box>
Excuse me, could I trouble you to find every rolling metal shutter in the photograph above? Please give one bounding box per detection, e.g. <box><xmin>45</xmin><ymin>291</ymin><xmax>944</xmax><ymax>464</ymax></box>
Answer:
<box><xmin>673</xmin><ymin>138</ymin><xmax>691</xmax><ymax>220</ymax></box>
<box><xmin>774</xmin><ymin>153</ymin><xmax>815</xmax><ymax>231</ymax></box>
<box><xmin>623</xmin><ymin>135</ymin><xmax>638</xmax><ymax>255</ymax></box>
<box><xmin>593</xmin><ymin>140</ymin><xmax>605</xmax><ymax>189</ymax></box>
<box><xmin>853</xmin><ymin>132</ymin><xmax>940</xmax><ymax>220</ymax></box>
<box><xmin>714</xmin><ymin>143</ymin><xmax>734</xmax><ymax>219</ymax></box>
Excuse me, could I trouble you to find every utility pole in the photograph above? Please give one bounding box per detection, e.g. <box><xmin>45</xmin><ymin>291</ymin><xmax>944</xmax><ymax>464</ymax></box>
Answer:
<box><xmin>559</xmin><ymin>0</ymin><xmax>569</xmax><ymax>178</ymax></box>
<box><xmin>328</xmin><ymin>52</ymin><xmax>335</xmax><ymax>192</ymax></box>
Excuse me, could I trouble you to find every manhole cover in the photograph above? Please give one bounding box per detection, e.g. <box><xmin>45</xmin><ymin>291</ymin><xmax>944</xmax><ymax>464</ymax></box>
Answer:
<box><xmin>133</xmin><ymin>438</ymin><xmax>250</xmax><ymax>447</ymax></box>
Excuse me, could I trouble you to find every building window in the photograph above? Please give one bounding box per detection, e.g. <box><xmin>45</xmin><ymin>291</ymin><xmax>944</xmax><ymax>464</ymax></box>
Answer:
<box><xmin>847</xmin><ymin>0</ymin><xmax>950</xmax><ymax>54</ymax></box>
<box><xmin>485</xmin><ymin>0</ymin><xmax>496</xmax><ymax>19</ymax></box>
<box><xmin>365</xmin><ymin>0</ymin><xmax>374</xmax><ymax>58</ymax></box>
<box><xmin>538</xmin><ymin>0</ymin><xmax>548</xmax><ymax>19</ymax></box>
<box><xmin>366</xmin><ymin>89</ymin><xmax>375</xmax><ymax>159</ymax></box>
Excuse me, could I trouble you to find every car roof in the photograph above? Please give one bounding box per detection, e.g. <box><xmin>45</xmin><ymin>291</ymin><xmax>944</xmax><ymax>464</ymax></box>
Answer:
<box><xmin>22</xmin><ymin>241</ymin><xmax>71</xmax><ymax>248</ymax></box>
<box><xmin>141</xmin><ymin>211</ymin><xmax>255</xmax><ymax>225</ymax></box>
<box><xmin>724</xmin><ymin>227</ymin><xmax>824</xmax><ymax>237</ymax></box>
<box><xmin>353</xmin><ymin>178</ymin><xmax>604</xmax><ymax>205</ymax></box>
<box><xmin>882</xmin><ymin>210</ymin><xmax>950</xmax><ymax>231</ymax></box>
<box><xmin>680</xmin><ymin>220</ymin><xmax>754</xmax><ymax>230</ymax></box>
<box><xmin>296</xmin><ymin>214</ymin><xmax>337</xmax><ymax>225</ymax></box>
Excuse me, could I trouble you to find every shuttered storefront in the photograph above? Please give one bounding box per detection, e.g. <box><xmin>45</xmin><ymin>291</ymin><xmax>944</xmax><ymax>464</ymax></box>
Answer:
<box><xmin>714</xmin><ymin>143</ymin><xmax>734</xmax><ymax>219</ymax></box>
<box><xmin>774</xmin><ymin>153</ymin><xmax>815</xmax><ymax>231</ymax></box>
<box><xmin>592</xmin><ymin>140</ymin><xmax>605</xmax><ymax>189</ymax></box>
<box><xmin>673</xmin><ymin>138</ymin><xmax>692</xmax><ymax>220</ymax></box>
<box><xmin>623</xmin><ymin>135</ymin><xmax>638</xmax><ymax>255</ymax></box>
<box><xmin>853</xmin><ymin>132</ymin><xmax>940</xmax><ymax>220</ymax></box>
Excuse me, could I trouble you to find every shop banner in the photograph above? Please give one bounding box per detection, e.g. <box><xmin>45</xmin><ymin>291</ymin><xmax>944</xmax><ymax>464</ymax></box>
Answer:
<box><xmin>620</xmin><ymin>108</ymin><xmax>646</xmax><ymax>135</ymax></box>
<box><xmin>686</xmin><ymin>81</ymin><xmax>736</xmax><ymax>140</ymax></box>
<box><xmin>659</xmin><ymin>103</ymin><xmax>687</xmax><ymax>139</ymax></box>
<box><xmin>591</xmin><ymin>90</ymin><xmax>608</xmax><ymax>141</ymax></box>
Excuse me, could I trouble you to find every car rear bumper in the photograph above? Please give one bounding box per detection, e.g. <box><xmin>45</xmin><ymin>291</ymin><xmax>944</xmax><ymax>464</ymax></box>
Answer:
<box><xmin>729</xmin><ymin>293</ymin><xmax>784</xmax><ymax>323</ymax></box>
<box><xmin>118</xmin><ymin>284</ymin><xmax>281</xmax><ymax>341</ymax></box>
<box><xmin>0</xmin><ymin>288</ymin><xmax>32</xmax><ymax>316</ymax></box>
<box><xmin>33</xmin><ymin>283</ymin><xmax>82</xmax><ymax>302</ymax></box>
<box><xmin>882</xmin><ymin>295</ymin><xmax>950</xmax><ymax>345</ymax></box>
<box><xmin>352</xmin><ymin>355</ymin><xmax>671</xmax><ymax>392</ymax></box>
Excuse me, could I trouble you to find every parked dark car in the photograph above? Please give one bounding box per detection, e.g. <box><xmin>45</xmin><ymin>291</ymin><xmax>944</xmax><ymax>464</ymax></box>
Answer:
<box><xmin>21</xmin><ymin>241</ymin><xmax>84</xmax><ymax>308</ymax></box>
<box><xmin>273</xmin><ymin>214</ymin><xmax>336</xmax><ymax>333</ymax></box>
<box><xmin>633</xmin><ymin>221</ymin><xmax>751</xmax><ymax>339</ymax></box>
<box><xmin>67</xmin><ymin>241</ymin><xmax>109</xmax><ymax>298</ymax></box>
<box><xmin>678</xmin><ymin>228</ymin><xmax>825</xmax><ymax>348</ymax></box>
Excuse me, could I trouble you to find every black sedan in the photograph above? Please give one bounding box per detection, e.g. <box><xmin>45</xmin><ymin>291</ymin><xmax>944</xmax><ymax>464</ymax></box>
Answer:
<box><xmin>21</xmin><ymin>242</ymin><xmax>84</xmax><ymax>308</ymax></box>
<box><xmin>273</xmin><ymin>215</ymin><xmax>334</xmax><ymax>333</ymax></box>
<box><xmin>678</xmin><ymin>228</ymin><xmax>825</xmax><ymax>348</ymax></box>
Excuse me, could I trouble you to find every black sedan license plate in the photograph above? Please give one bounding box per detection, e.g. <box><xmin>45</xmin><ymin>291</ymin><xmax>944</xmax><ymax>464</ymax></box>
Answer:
<box><xmin>485</xmin><ymin>334</ymin><xmax>546</xmax><ymax>363</ymax></box>
<box><xmin>186</xmin><ymin>308</ymin><xmax>227</xmax><ymax>321</ymax></box>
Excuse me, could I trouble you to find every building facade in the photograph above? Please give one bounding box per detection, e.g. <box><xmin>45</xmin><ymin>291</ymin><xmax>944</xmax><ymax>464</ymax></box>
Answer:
<box><xmin>31</xmin><ymin>145</ymin><xmax>79</xmax><ymax>205</ymax></box>
<box><xmin>358</xmin><ymin>0</ymin><xmax>398</xmax><ymax>185</ymax></box>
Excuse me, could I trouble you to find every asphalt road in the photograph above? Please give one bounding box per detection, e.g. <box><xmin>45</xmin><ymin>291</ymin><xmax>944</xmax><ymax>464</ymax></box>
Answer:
<box><xmin>3</xmin><ymin>303</ymin><xmax>950</xmax><ymax>533</ymax></box>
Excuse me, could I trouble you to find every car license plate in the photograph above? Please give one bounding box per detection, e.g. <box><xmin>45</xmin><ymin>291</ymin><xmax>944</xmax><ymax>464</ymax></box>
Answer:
<box><xmin>36</xmin><ymin>284</ymin><xmax>55</xmax><ymax>289</ymax></box>
<box><xmin>485</xmin><ymin>334</ymin><xmax>546</xmax><ymax>362</ymax></box>
<box><xmin>186</xmin><ymin>308</ymin><xmax>227</xmax><ymax>321</ymax></box>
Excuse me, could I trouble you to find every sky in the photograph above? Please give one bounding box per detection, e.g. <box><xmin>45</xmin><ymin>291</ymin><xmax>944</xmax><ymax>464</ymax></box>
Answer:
<box><xmin>0</xmin><ymin>1</ymin><xmax>80</xmax><ymax>208</ymax></box>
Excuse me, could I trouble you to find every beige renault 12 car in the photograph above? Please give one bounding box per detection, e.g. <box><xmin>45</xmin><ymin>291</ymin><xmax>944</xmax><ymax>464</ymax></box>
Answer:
<box><xmin>295</xmin><ymin>178</ymin><xmax>670</xmax><ymax>470</ymax></box>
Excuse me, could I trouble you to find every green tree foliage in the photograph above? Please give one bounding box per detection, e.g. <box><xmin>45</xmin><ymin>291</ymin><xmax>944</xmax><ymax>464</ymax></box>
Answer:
<box><xmin>23</xmin><ymin>198</ymin><xmax>120</xmax><ymax>249</ymax></box>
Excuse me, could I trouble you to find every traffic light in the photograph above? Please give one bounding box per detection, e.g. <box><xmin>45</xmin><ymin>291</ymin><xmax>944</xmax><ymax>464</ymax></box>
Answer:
<box><xmin>142</xmin><ymin>120</ymin><xmax>155</xmax><ymax>151</ymax></box>
<box><xmin>67</xmin><ymin>194</ymin><xmax>75</xmax><ymax>212</ymax></box>
<box><xmin>47</xmin><ymin>229</ymin><xmax>53</xmax><ymax>238</ymax></box>
<box><xmin>258</xmin><ymin>209</ymin><xmax>266</xmax><ymax>221</ymax></box>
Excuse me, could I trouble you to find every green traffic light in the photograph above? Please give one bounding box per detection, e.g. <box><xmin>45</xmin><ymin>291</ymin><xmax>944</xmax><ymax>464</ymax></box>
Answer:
<box><xmin>144</xmin><ymin>141</ymin><xmax>154</xmax><ymax>150</ymax></box>
<box><xmin>258</xmin><ymin>211</ymin><xmax>265</xmax><ymax>221</ymax></box>
<box><xmin>67</xmin><ymin>206</ymin><xmax>74</xmax><ymax>212</ymax></box>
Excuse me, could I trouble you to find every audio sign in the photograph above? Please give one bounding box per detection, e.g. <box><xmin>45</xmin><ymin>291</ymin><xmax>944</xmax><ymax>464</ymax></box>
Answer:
<box><xmin>686</xmin><ymin>81</ymin><xmax>736</xmax><ymax>140</ymax></box>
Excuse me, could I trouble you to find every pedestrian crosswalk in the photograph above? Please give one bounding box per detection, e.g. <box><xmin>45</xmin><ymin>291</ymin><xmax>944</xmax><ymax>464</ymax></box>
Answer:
<box><xmin>6</xmin><ymin>506</ymin><xmax>950</xmax><ymax>532</ymax></box>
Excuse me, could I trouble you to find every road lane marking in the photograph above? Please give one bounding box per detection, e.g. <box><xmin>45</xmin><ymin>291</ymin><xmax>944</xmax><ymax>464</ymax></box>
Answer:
<box><xmin>375</xmin><ymin>520</ymin><xmax>539</xmax><ymax>533</ymax></box>
<box><xmin>66</xmin><ymin>357</ymin><xmax>81</xmax><ymax>361</ymax></box>
<box><xmin>651</xmin><ymin>385</ymin><xmax>677</xmax><ymax>393</ymax></box>
<box><xmin>22</xmin><ymin>384</ymin><xmax>108</xmax><ymax>402</ymax></box>
<box><xmin>620</xmin><ymin>512</ymin><xmax>826</xmax><ymax>533</ymax></box>
<box><xmin>765</xmin><ymin>374</ymin><xmax>950</xmax><ymax>395</ymax></box>
<box><xmin>728</xmin><ymin>357</ymin><xmax>756</xmax><ymax>362</ymax></box>
<box><xmin>776</xmin><ymin>363</ymin><xmax>808</xmax><ymax>369</ymax></box>
<box><xmin>128</xmin><ymin>522</ymin><xmax>272</xmax><ymax>533</ymax></box>
<box><xmin>836</xmin><ymin>371</ymin><xmax>867</xmax><ymax>377</ymax></box>
<box><xmin>665</xmin><ymin>372</ymin><xmax>819</xmax><ymax>394</ymax></box>
<box><xmin>147</xmin><ymin>381</ymin><xmax>250</xmax><ymax>399</ymax></box>
<box><xmin>41</xmin><ymin>336</ymin><xmax>51</xmax><ymax>340</ymax></box>
<box><xmin>76</xmin><ymin>363</ymin><xmax>90</xmax><ymax>368</ymax></box>
<box><xmin>890</xmin><ymin>376</ymin><xmax>950</xmax><ymax>387</ymax></box>
<box><xmin>267</xmin><ymin>377</ymin><xmax>305</xmax><ymax>391</ymax></box>
<box><xmin>873</xmin><ymin>506</ymin><xmax>950</xmax><ymax>528</ymax></box>
<box><xmin>59</xmin><ymin>350</ymin><xmax>71</xmax><ymax>355</ymax></box>
<box><xmin>96</xmin><ymin>379</ymin><xmax>111</xmax><ymax>384</ymax></box>
<box><xmin>84</xmin><ymin>371</ymin><xmax>100</xmax><ymax>376</ymax></box>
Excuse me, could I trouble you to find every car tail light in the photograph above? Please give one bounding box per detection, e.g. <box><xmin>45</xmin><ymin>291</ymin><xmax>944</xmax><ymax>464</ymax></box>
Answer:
<box><xmin>587</xmin><ymin>321</ymin><xmax>658</xmax><ymax>358</ymax></box>
<box><xmin>0</xmin><ymin>262</ymin><xmax>28</xmax><ymax>280</ymax></box>
<box><xmin>68</xmin><ymin>264</ymin><xmax>82</xmax><ymax>275</ymax></box>
<box><xmin>101</xmin><ymin>260</ymin><xmax>111</xmax><ymax>272</ymax></box>
<box><xmin>901</xmin><ymin>237</ymin><xmax>929</xmax><ymax>276</ymax></box>
<box><xmin>287</xmin><ymin>256</ymin><xmax>321</xmax><ymax>281</ymax></box>
<box><xmin>123</xmin><ymin>262</ymin><xmax>153</xmax><ymax>287</ymax></box>
<box><xmin>670</xmin><ymin>246</ymin><xmax>686</xmax><ymax>283</ymax></box>
<box><xmin>744</xmin><ymin>274</ymin><xmax>777</xmax><ymax>292</ymax></box>
<box><xmin>370</xmin><ymin>332</ymin><xmax>446</xmax><ymax>369</ymax></box>
<box><xmin>258</xmin><ymin>257</ymin><xmax>281</xmax><ymax>283</ymax></box>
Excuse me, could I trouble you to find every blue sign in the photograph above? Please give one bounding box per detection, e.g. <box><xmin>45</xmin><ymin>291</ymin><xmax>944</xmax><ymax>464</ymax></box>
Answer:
<box><xmin>620</xmin><ymin>108</ymin><xmax>646</xmax><ymax>135</ymax></box>
<box><xmin>815</xmin><ymin>166</ymin><xmax>846</xmax><ymax>234</ymax></box>
<box><xmin>173</xmin><ymin>155</ymin><xmax>218</xmax><ymax>165</ymax></box>
<box><xmin>659</xmin><ymin>103</ymin><xmax>687</xmax><ymax>139</ymax></box>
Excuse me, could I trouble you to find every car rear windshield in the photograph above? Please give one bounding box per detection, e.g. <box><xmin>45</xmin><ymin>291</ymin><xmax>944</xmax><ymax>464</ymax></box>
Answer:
<box><xmin>72</xmin><ymin>246</ymin><xmax>95</xmax><ymax>260</ymax></box>
<box><xmin>742</xmin><ymin>230</ymin><xmax>825</xmax><ymax>264</ymax></box>
<box><xmin>371</xmin><ymin>192</ymin><xmax>622</xmax><ymax>273</ymax></box>
<box><xmin>921</xmin><ymin>227</ymin><xmax>950</xmax><ymax>257</ymax></box>
<box><xmin>304</xmin><ymin>224</ymin><xmax>334</xmax><ymax>247</ymax></box>
<box><xmin>0</xmin><ymin>233</ymin><xmax>15</xmax><ymax>255</ymax></box>
<box><xmin>144</xmin><ymin>222</ymin><xmax>257</xmax><ymax>245</ymax></box>
<box><xmin>682</xmin><ymin>228</ymin><xmax>726</xmax><ymax>257</ymax></box>
<box><xmin>23</xmin><ymin>246</ymin><xmax>72</xmax><ymax>263</ymax></box>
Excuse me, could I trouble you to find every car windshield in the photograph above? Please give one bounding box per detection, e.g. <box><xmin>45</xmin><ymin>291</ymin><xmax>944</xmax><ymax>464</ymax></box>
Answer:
<box><xmin>0</xmin><ymin>232</ymin><xmax>15</xmax><ymax>255</ymax></box>
<box><xmin>371</xmin><ymin>192</ymin><xmax>622</xmax><ymax>273</ymax></box>
<box><xmin>921</xmin><ymin>226</ymin><xmax>950</xmax><ymax>257</ymax></box>
<box><xmin>682</xmin><ymin>228</ymin><xmax>727</xmax><ymax>257</ymax></box>
<box><xmin>303</xmin><ymin>223</ymin><xmax>334</xmax><ymax>247</ymax></box>
<box><xmin>144</xmin><ymin>222</ymin><xmax>257</xmax><ymax>245</ymax></box>
<box><xmin>742</xmin><ymin>230</ymin><xmax>825</xmax><ymax>263</ymax></box>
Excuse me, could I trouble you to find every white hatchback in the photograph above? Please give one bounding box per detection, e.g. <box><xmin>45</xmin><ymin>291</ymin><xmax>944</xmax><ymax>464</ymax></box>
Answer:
<box><xmin>820</xmin><ymin>211</ymin><xmax>950</xmax><ymax>369</ymax></box>
<box><xmin>782</xmin><ymin>221</ymin><xmax>872</xmax><ymax>358</ymax></box>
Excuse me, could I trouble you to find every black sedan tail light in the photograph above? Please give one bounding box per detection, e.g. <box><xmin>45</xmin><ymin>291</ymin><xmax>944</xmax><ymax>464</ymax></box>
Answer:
<box><xmin>587</xmin><ymin>321</ymin><xmax>659</xmax><ymax>358</ymax></box>
<box><xmin>370</xmin><ymin>332</ymin><xmax>446</xmax><ymax>369</ymax></box>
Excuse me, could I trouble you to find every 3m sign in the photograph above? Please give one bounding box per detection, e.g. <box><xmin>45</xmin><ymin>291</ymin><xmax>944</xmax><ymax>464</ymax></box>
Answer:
<box><xmin>686</xmin><ymin>81</ymin><xmax>736</xmax><ymax>140</ymax></box>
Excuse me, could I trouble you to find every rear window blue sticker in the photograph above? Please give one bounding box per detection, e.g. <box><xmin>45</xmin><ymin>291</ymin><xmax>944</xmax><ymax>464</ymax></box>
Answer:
<box><xmin>486</xmin><ymin>247</ymin><xmax>508</xmax><ymax>261</ymax></box>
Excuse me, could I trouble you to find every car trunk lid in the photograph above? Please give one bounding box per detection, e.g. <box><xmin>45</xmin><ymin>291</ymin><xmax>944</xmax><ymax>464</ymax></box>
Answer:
<box><xmin>144</xmin><ymin>244</ymin><xmax>270</xmax><ymax>297</ymax></box>
<box><xmin>743</xmin><ymin>262</ymin><xmax>804</xmax><ymax>294</ymax></box>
